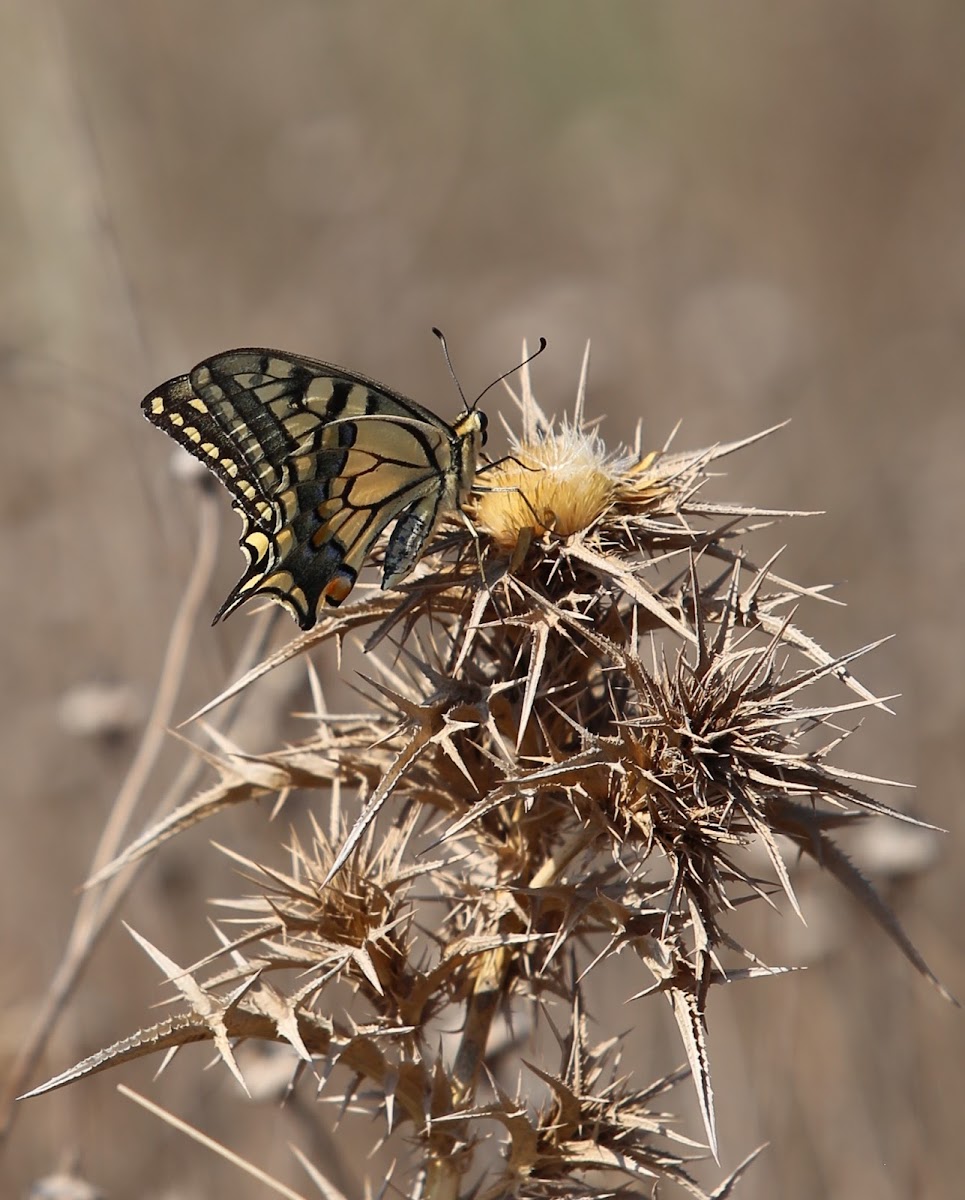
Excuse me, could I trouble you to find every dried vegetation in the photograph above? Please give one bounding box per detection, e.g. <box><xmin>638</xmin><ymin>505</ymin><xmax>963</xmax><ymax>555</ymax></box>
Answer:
<box><xmin>23</xmin><ymin>347</ymin><xmax>952</xmax><ymax>1198</ymax></box>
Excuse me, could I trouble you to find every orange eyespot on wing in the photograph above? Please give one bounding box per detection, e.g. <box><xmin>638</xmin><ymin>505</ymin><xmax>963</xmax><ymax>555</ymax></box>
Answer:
<box><xmin>322</xmin><ymin>573</ymin><xmax>355</xmax><ymax>607</ymax></box>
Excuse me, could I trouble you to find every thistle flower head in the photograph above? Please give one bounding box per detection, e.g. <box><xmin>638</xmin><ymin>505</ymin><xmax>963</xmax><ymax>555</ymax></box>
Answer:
<box><xmin>475</xmin><ymin>417</ymin><xmax>639</xmax><ymax>551</ymax></box>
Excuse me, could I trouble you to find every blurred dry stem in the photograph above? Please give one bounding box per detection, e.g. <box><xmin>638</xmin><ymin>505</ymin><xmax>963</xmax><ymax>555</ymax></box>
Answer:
<box><xmin>0</xmin><ymin>490</ymin><xmax>219</xmax><ymax>1136</ymax></box>
<box><xmin>2</xmin><ymin>489</ymin><xmax>278</xmax><ymax>1139</ymax></box>
<box><xmin>22</xmin><ymin>351</ymin><xmax>949</xmax><ymax>1198</ymax></box>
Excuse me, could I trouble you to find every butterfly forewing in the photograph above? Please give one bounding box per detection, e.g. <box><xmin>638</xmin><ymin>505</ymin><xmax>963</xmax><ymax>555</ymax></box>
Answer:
<box><xmin>142</xmin><ymin>348</ymin><xmax>484</xmax><ymax>629</ymax></box>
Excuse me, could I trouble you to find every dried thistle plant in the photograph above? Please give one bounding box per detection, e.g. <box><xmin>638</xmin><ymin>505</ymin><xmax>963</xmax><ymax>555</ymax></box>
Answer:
<box><xmin>24</xmin><ymin>345</ymin><xmax>952</xmax><ymax>1198</ymax></box>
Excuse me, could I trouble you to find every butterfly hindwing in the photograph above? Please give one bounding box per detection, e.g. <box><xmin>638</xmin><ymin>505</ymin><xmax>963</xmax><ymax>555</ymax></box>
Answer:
<box><xmin>143</xmin><ymin>348</ymin><xmax>485</xmax><ymax>629</ymax></box>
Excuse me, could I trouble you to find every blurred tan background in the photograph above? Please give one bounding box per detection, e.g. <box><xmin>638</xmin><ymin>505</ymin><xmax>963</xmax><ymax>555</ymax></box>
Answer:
<box><xmin>2</xmin><ymin>2</ymin><xmax>964</xmax><ymax>1197</ymax></box>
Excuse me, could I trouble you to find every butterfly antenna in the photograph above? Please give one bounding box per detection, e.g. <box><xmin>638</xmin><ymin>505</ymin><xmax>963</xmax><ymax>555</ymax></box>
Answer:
<box><xmin>432</xmin><ymin>327</ymin><xmax>548</xmax><ymax>413</ymax></box>
<box><xmin>432</xmin><ymin>327</ymin><xmax>470</xmax><ymax>413</ymax></box>
<box><xmin>472</xmin><ymin>337</ymin><xmax>547</xmax><ymax>412</ymax></box>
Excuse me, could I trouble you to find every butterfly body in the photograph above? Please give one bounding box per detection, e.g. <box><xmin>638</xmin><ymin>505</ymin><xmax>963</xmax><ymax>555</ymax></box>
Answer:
<box><xmin>143</xmin><ymin>349</ymin><xmax>486</xmax><ymax>629</ymax></box>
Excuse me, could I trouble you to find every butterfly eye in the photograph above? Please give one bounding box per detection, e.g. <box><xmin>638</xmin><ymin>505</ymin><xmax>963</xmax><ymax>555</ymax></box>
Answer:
<box><xmin>478</xmin><ymin>410</ymin><xmax>489</xmax><ymax>446</ymax></box>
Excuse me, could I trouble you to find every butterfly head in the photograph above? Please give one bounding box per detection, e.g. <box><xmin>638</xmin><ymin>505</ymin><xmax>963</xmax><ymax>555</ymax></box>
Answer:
<box><xmin>455</xmin><ymin>407</ymin><xmax>488</xmax><ymax>445</ymax></box>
